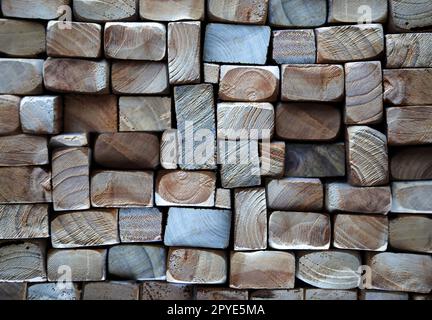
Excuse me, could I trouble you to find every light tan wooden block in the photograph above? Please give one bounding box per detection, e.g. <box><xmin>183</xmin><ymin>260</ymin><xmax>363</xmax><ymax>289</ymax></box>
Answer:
<box><xmin>219</xmin><ymin>66</ymin><xmax>279</xmax><ymax>102</ymax></box>
<box><xmin>196</xmin><ymin>288</ymin><xmax>248</xmax><ymax>300</ymax></box>
<box><xmin>73</xmin><ymin>0</ymin><xmax>137</xmax><ymax>22</ymax></box>
<box><xmin>44</xmin><ymin>58</ymin><xmax>109</xmax><ymax>94</ymax></box>
<box><xmin>139</xmin><ymin>0</ymin><xmax>204</xmax><ymax>21</ymax></box>
<box><xmin>0</xmin><ymin>59</ymin><xmax>43</xmax><ymax>95</ymax></box>
<box><xmin>167</xmin><ymin>248</ymin><xmax>227</xmax><ymax>284</ymax></box>
<box><xmin>20</xmin><ymin>96</ymin><xmax>62</xmax><ymax>135</ymax></box>
<box><xmin>269</xmin><ymin>0</ymin><xmax>327</xmax><ymax>27</ymax></box>
<box><xmin>260</xmin><ymin>141</ymin><xmax>285</xmax><ymax>177</ymax></box>
<box><xmin>305</xmin><ymin>289</ymin><xmax>357</xmax><ymax>301</ymax></box>
<box><xmin>328</xmin><ymin>0</ymin><xmax>388</xmax><ymax>23</ymax></box>
<box><xmin>272</xmin><ymin>30</ymin><xmax>316</xmax><ymax>64</ymax></box>
<box><xmin>0</xmin><ymin>95</ymin><xmax>20</xmax><ymax>135</ymax></box>
<box><xmin>316</xmin><ymin>24</ymin><xmax>384</xmax><ymax>63</ymax></box>
<box><xmin>390</xmin><ymin>215</ymin><xmax>432</xmax><ymax>253</ymax></box>
<box><xmin>83</xmin><ymin>282</ymin><xmax>139</xmax><ymax>300</ymax></box>
<box><xmin>207</xmin><ymin>0</ymin><xmax>268</xmax><ymax>24</ymax></box>
<box><xmin>215</xmin><ymin>188</ymin><xmax>231</xmax><ymax>209</ymax></box>
<box><xmin>52</xmin><ymin>147</ymin><xmax>90</xmax><ymax>211</ymax></box>
<box><xmin>250</xmin><ymin>289</ymin><xmax>304</xmax><ymax>300</ymax></box>
<box><xmin>51</xmin><ymin>209</ymin><xmax>119</xmax><ymax>248</ymax></box>
<box><xmin>204</xmin><ymin>63</ymin><xmax>220</xmax><ymax>84</ymax></box>
<box><xmin>359</xmin><ymin>290</ymin><xmax>408</xmax><ymax>300</ymax></box>
<box><xmin>91</xmin><ymin>170</ymin><xmax>154</xmax><ymax>208</ymax></box>
<box><xmin>0</xmin><ymin>205</ymin><xmax>49</xmax><ymax>240</ymax></box>
<box><xmin>161</xmin><ymin>129</ymin><xmax>178</xmax><ymax>170</ymax></box>
<box><xmin>386</xmin><ymin>33</ymin><xmax>432</xmax><ymax>68</ymax></box>
<box><xmin>391</xmin><ymin>147</ymin><xmax>432</xmax><ymax>180</ymax></box>
<box><xmin>0</xmin><ymin>19</ymin><xmax>45</xmax><ymax>57</ymax></box>
<box><xmin>141</xmin><ymin>282</ymin><xmax>193</xmax><ymax>300</ymax></box>
<box><xmin>281</xmin><ymin>64</ymin><xmax>344</xmax><ymax>102</ymax></box>
<box><xmin>345</xmin><ymin>61</ymin><xmax>383</xmax><ymax>125</ymax></box>
<box><xmin>155</xmin><ymin>170</ymin><xmax>216</xmax><ymax>207</ymax></box>
<box><xmin>0</xmin><ymin>283</ymin><xmax>27</xmax><ymax>300</ymax></box>
<box><xmin>105</xmin><ymin>22</ymin><xmax>166</xmax><ymax>61</ymax></box>
<box><xmin>168</xmin><ymin>22</ymin><xmax>201</xmax><ymax>85</ymax></box>
<box><xmin>49</xmin><ymin>133</ymin><xmax>89</xmax><ymax>149</ymax></box>
<box><xmin>347</xmin><ymin>126</ymin><xmax>389</xmax><ymax>187</ymax></box>
<box><xmin>391</xmin><ymin>181</ymin><xmax>432</xmax><ymax>214</ymax></box>
<box><xmin>1</xmin><ymin>0</ymin><xmax>70</xmax><ymax>20</ymax></box>
<box><xmin>230</xmin><ymin>251</ymin><xmax>295</xmax><ymax>289</ymax></box>
<box><xmin>389</xmin><ymin>0</ymin><xmax>432</xmax><ymax>31</ymax></box>
<box><xmin>28</xmin><ymin>283</ymin><xmax>81</xmax><ymax>300</ymax></box>
<box><xmin>119</xmin><ymin>208</ymin><xmax>162</xmax><ymax>243</ymax></box>
<box><xmin>0</xmin><ymin>135</ymin><xmax>48</xmax><ymax>167</ymax></box>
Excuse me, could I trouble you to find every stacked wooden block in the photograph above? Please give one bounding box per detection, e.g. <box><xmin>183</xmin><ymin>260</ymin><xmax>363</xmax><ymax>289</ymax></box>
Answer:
<box><xmin>0</xmin><ymin>0</ymin><xmax>431</xmax><ymax>301</ymax></box>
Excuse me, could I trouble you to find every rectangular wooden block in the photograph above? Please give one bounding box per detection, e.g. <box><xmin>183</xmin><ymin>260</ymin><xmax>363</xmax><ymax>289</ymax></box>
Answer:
<box><xmin>20</xmin><ymin>96</ymin><xmax>62</xmax><ymax>135</ymax></box>
<box><xmin>0</xmin><ymin>167</ymin><xmax>51</xmax><ymax>204</ymax></box>
<box><xmin>105</xmin><ymin>22</ymin><xmax>166</xmax><ymax>61</ymax></box>
<box><xmin>386</xmin><ymin>33</ymin><xmax>432</xmax><ymax>68</ymax></box>
<box><xmin>119</xmin><ymin>208</ymin><xmax>162</xmax><ymax>243</ymax></box>
<box><xmin>164</xmin><ymin>208</ymin><xmax>231</xmax><ymax>249</ymax></box>
<box><xmin>272</xmin><ymin>30</ymin><xmax>316</xmax><ymax>64</ymax></box>
<box><xmin>44</xmin><ymin>58</ymin><xmax>109</xmax><ymax>94</ymax></box>
<box><xmin>305</xmin><ymin>289</ymin><xmax>357</xmax><ymax>301</ymax></box>
<box><xmin>215</xmin><ymin>188</ymin><xmax>231</xmax><ymax>209</ymax></box>
<box><xmin>359</xmin><ymin>290</ymin><xmax>408</xmax><ymax>301</ymax></box>
<box><xmin>0</xmin><ymin>95</ymin><xmax>20</xmax><ymax>135</ymax></box>
<box><xmin>161</xmin><ymin>129</ymin><xmax>178</xmax><ymax>170</ymax></box>
<box><xmin>139</xmin><ymin>0</ymin><xmax>205</xmax><ymax>21</ymax></box>
<box><xmin>52</xmin><ymin>147</ymin><xmax>90</xmax><ymax>211</ymax></box>
<box><xmin>269</xmin><ymin>211</ymin><xmax>330</xmax><ymax>250</ymax></box>
<box><xmin>391</xmin><ymin>181</ymin><xmax>432</xmax><ymax>214</ymax></box>
<box><xmin>91</xmin><ymin>170</ymin><xmax>154</xmax><ymax>208</ymax></box>
<box><xmin>260</xmin><ymin>141</ymin><xmax>285</xmax><ymax>177</ymax></box>
<box><xmin>0</xmin><ymin>135</ymin><xmax>48</xmax><ymax>166</ymax></box>
<box><xmin>281</xmin><ymin>64</ymin><xmax>344</xmax><ymax>102</ymax></box>
<box><xmin>204</xmin><ymin>63</ymin><xmax>220</xmax><ymax>84</ymax></box>
<box><xmin>387</xmin><ymin>106</ymin><xmax>432</xmax><ymax>145</ymax></box>
<box><xmin>328</xmin><ymin>0</ymin><xmax>388</xmax><ymax>23</ymax></box>
<box><xmin>391</xmin><ymin>147</ymin><xmax>432</xmax><ymax>180</ymax></box>
<box><xmin>204</xmin><ymin>23</ymin><xmax>271</xmax><ymax>65</ymax></box>
<box><xmin>49</xmin><ymin>133</ymin><xmax>89</xmax><ymax>149</ymax></box>
<box><xmin>316</xmin><ymin>24</ymin><xmax>384</xmax><ymax>63</ymax></box>
<box><xmin>0</xmin><ymin>283</ymin><xmax>27</xmax><ymax>300</ymax></box>
<box><xmin>167</xmin><ymin>248</ymin><xmax>227</xmax><ymax>284</ymax></box>
<box><xmin>1</xmin><ymin>0</ymin><xmax>70</xmax><ymax>20</ymax></box>
<box><xmin>266</xmin><ymin>178</ymin><xmax>323</xmax><ymax>211</ymax></box>
<box><xmin>0</xmin><ymin>59</ymin><xmax>43</xmax><ymax>95</ymax></box>
<box><xmin>168</xmin><ymin>21</ymin><xmax>201</xmax><ymax>85</ymax></box>
<box><xmin>269</xmin><ymin>0</ymin><xmax>327</xmax><ymax>27</ymax></box>
<box><xmin>207</xmin><ymin>0</ymin><xmax>268</xmax><ymax>24</ymax></box>
<box><xmin>196</xmin><ymin>288</ymin><xmax>248</xmax><ymax>300</ymax></box>
<box><xmin>141</xmin><ymin>282</ymin><xmax>193</xmax><ymax>300</ymax></box>
<box><xmin>390</xmin><ymin>215</ymin><xmax>432</xmax><ymax>253</ymax></box>
<box><xmin>28</xmin><ymin>283</ymin><xmax>81</xmax><ymax>300</ymax></box>
<box><xmin>51</xmin><ymin>209</ymin><xmax>119</xmax><ymax>248</ymax></box>
<box><xmin>73</xmin><ymin>0</ymin><xmax>137</xmax><ymax>22</ymax></box>
<box><xmin>250</xmin><ymin>289</ymin><xmax>304</xmax><ymax>300</ymax></box>
<box><xmin>230</xmin><ymin>251</ymin><xmax>295</xmax><ymax>289</ymax></box>
<box><xmin>389</xmin><ymin>0</ymin><xmax>432</xmax><ymax>31</ymax></box>
<box><xmin>83</xmin><ymin>282</ymin><xmax>139</xmax><ymax>300</ymax></box>
<box><xmin>0</xmin><ymin>19</ymin><xmax>45</xmax><ymax>57</ymax></box>
<box><xmin>0</xmin><ymin>204</ymin><xmax>49</xmax><ymax>240</ymax></box>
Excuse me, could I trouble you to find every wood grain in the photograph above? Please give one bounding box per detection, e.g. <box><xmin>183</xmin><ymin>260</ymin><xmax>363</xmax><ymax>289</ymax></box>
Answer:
<box><xmin>1</xmin><ymin>0</ymin><xmax>70</xmax><ymax>20</ymax></box>
<box><xmin>161</xmin><ymin>129</ymin><xmax>178</xmax><ymax>170</ymax></box>
<box><xmin>388</xmin><ymin>0</ymin><xmax>432</xmax><ymax>31</ymax></box>
<box><xmin>0</xmin><ymin>95</ymin><xmax>20</xmax><ymax>135</ymax></box>
<box><xmin>305</xmin><ymin>289</ymin><xmax>357</xmax><ymax>301</ymax></box>
<box><xmin>0</xmin><ymin>59</ymin><xmax>43</xmax><ymax>95</ymax></box>
<box><xmin>28</xmin><ymin>283</ymin><xmax>81</xmax><ymax>300</ymax></box>
<box><xmin>50</xmin><ymin>133</ymin><xmax>89</xmax><ymax>149</ymax></box>
<box><xmin>272</xmin><ymin>30</ymin><xmax>316</xmax><ymax>64</ymax></box>
<box><xmin>391</xmin><ymin>147</ymin><xmax>432</xmax><ymax>180</ymax></box>
<box><xmin>359</xmin><ymin>290</ymin><xmax>408</xmax><ymax>301</ymax></box>
<box><xmin>269</xmin><ymin>0</ymin><xmax>327</xmax><ymax>27</ymax></box>
<box><xmin>260</xmin><ymin>141</ymin><xmax>285</xmax><ymax>177</ymax></box>
<box><xmin>215</xmin><ymin>189</ymin><xmax>231</xmax><ymax>209</ymax></box>
<box><xmin>0</xmin><ymin>135</ymin><xmax>48</xmax><ymax>166</ymax></box>
<box><xmin>207</xmin><ymin>0</ymin><xmax>268</xmax><ymax>24</ymax></box>
<box><xmin>139</xmin><ymin>0</ymin><xmax>205</xmax><ymax>21</ymax></box>
<box><xmin>386</xmin><ymin>33</ymin><xmax>432</xmax><ymax>68</ymax></box>
<box><xmin>391</xmin><ymin>181</ymin><xmax>432</xmax><ymax>214</ymax></box>
<box><xmin>20</xmin><ymin>96</ymin><xmax>62</xmax><ymax>135</ymax></box>
<box><xmin>119</xmin><ymin>207</ymin><xmax>162</xmax><ymax>243</ymax></box>
<box><xmin>0</xmin><ymin>283</ymin><xmax>27</xmax><ymax>300</ymax></box>
<box><xmin>196</xmin><ymin>288</ymin><xmax>248</xmax><ymax>300</ymax></box>
<box><xmin>141</xmin><ymin>282</ymin><xmax>193</xmax><ymax>300</ymax></box>
<box><xmin>250</xmin><ymin>289</ymin><xmax>304</xmax><ymax>300</ymax></box>
<box><xmin>328</xmin><ymin>0</ymin><xmax>388</xmax><ymax>23</ymax></box>
<box><xmin>389</xmin><ymin>215</ymin><xmax>432</xmax><ymax>253</ymax></box>
<box><xmin>73</xmin><ymin>0</ymin><xmax>137</xmax><ymax>22</ymax></box>
<box><xmin>83</xmin><ymin>282</ymin><xmax>139</xmax><ymax>300</ymax></box>
<box><xmin>204</xmin><ymin>63</ymin><xmax>220</xmax><ymax>84</ymax></box>
<box><xmin>0</xmin><ymin>19</ymin><xmax>45</xmax><ymax>57</ymax></box>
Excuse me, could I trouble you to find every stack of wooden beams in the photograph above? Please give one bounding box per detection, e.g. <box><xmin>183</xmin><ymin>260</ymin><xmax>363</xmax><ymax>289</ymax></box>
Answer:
<box><xmin>0</xmin><ymin>0</ymin><xmax>431</xmax><ymax>301</ymax></box>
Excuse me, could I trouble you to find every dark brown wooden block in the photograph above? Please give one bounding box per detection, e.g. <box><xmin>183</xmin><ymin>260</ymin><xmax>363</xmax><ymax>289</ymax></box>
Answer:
<box><xmin>391</xmin><ymin>147</ymin><xmax>432</xmax><ymax>180</ymax></box>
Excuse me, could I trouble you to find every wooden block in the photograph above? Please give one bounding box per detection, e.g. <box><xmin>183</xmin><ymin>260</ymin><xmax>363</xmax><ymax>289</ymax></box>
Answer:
<box><xmin>207</xmin><ymin>0</ymin><xmax>268</xmax><ymax>24</ymax></box>
<box><xmin>269</xmin><ymin>0</ymin><xmax>327</xmax><ymax>27</ymax></box>
<box><xmin>272</xmin><ymin>30</ymin><xmax>316</xmax><ymax>64</ymax></box>
<box><xmin>285</xmin><ymin>143</ymin><xmax>346</xmax><ymax>177</ymax></box>
<box><xmin>119</xmin><ymin>97</ymin><xmax>171</xmax><ymax>132</ymax></box>
<box><xmin>0</xmin><ymin>167</ymin><xmax>51</xmax><ymax>204</ymax></box>
<box><xmin>347</xmin><ymin>126</ymin><xmax>389</xmax><ymax>187</ymax></box>
<box><xmin>161</xmin><ymin>129</ymin><xmax>178</xmax><ymax>170</ymax></box>
<box><xmin>64</xmin><ymin>95</ymin><xmax>118</xmax><ymax>133</ymax></box>
<box><xmin>281</xmin><ymin>64</ymin><xmax>344</xmax><ymax>102</ymax></box>
<box><xmin>164</xmin><ymin>208</ymin><xmax>231</xmax><ymax>249</ymax></box>
<box><xmin>386</xmin><ymin>33</ymin><xmax>432</xmax><ymax>68</ymax></box>
<box><xmin>0</xmin><ymin>95</ymin><xmax>20</xmax><ymax>135</ymax></box>
<box><xmin>0</xmin><ymin>283</ymin><xmax>27</xmax><ymax>300</ymax></box>
<box><xmin>389</xmin><ymin>0</ymin><xmax>432</xmax><ymax>31</ymax></box>
<box><xmin>316</xmin><ymin>24</ymin><xmax>384</xmax><ymax>63</ymax></box>
<box><xmin>47</xmin><ymin>249</ymin><xmax>106</xmax><ymax>282</ymax></box>
<box><xmin>267</xmin><ymin>178</ymin><xmax>323</xmax><ymax>211</ymax></box>
<box><xmin>1</xmin><ymin>0</ymin><xmax>70</xmax><ymax>20</ymax></box>
<box><xmin>167</xmin><ymin>248</ymin><xmax>227</xmax><ymax>284</ymax></box>
<box><xmin>384</xmin><ymin>69</ymin><xmax>432</xmax><ymax>105</ymax></box>
<box><xmin>141</xmin><ymin>282</ymin><xmax>193</xmax><ymax>300</ymax></box>
<box><xmin>0</xmin><ymin>242</ymin><xmax>46</xmax><ymax>282</ymax></box>
<box><xmin>260</xmin><ymin>141</ymin><xmax>285</xmax><ymax>177</ymax></box>
<box><xmin>204</xmin><ymin>23</ymin><xmax>271</xmax><ymax>65</ymax></box>
<box><xmin>73</xmin><ymin>0</ymin><xmax>137</xmax><ymax>22</ymax></box>
<box><xmin>391</xmin><ymin>181</ymin><xmax>432</xmax><ymax>214</ymax></box>
<box><xmin>345</xmin><ymin>62</ymin><xmax>383</xmax><ymax>125</ymax></box>
<box><xmin>112</xmin><ymin>61</ymin><xmax>169</xmax><ymax>95</ymax></box>
<box><xmin>269</xmin><ymin>211</ymin><xmax>330</xmax><ymax>250</ymax></box>
<box><xmin>219</xmin><ymin>139</ymin><xmax>261</xmax><ymax>188</ymax></box>
<box><xmin>234</xmin><ymin>188</ymin><xmax>267</xmax><ymax>251</ymax></box>
<box><xmin>175</xmin><ymin>84</ymin><xmax>216</xmax><ymax>170</ymax></box>
<box><xmin>51</xmin><ymin>209</ymin><xmax>119</xmax><ymax>248</ymax></box>
<box><xmin>52</xmin><ymin>147</ymin><xmax>90</xmax><ymax>211</ymax></box>
<box><xmin>0</xmin><ymin>19</ymin><xmax>45</xmax><ymax>57</ymax></box>
<box><xmin>20</xmin><ymin>96</ymin><xmax>62</xmax><ymax>135</ymax></box>
<box><xmin>359</xmin><ymin>290</ymin><xmax>409</xmax><ymax>301</ymax></box>
<box><xmin>0</xmin><ymin>135</ymin><xmax>48</xmax><ymax>166</ymax></box>
<box><xmin>276</xmin><ymin>103</ymin><xmax>341</xmax><ymax>141</ymax></box>
<box><xmin>0</xmin><ymin>204</ymin><xmax>49</xmax><ymax>240</ymax></box>
<box><xmin>196</xmin><ymin>288</ymin><xmax>248</xmax><ymax>300</ymax></box>
<box><xmin>305</xmin><ymin>289</ymin><xmax>357</xmax><ymax>301</ymax></box>
<box><xmin>391</xmin><ymin>147</ymin><xmax>432</xmax><ymax>180</ymax></box>
<box><xmin>325</xmin><ymin>183</ymin><xmax>392</xmax><ymax>214</ymax></box>
<box><xmin>44</xmin><ymin>58</ymin><xmax>109</xmax><ymax>94</ymax></box>
<box><xmin>108</xmin><ymin>245</ymin><xmax>166</xmax><ymax>280</ymax></box>
<box><xmin>168</xmin><ymin>22</ymin><xmax>201</xmax><ymax>85</ymax></box>
<box><xmin>28</xmin><ymin>283</ymin><xmax>81</xmax><ymax>300</ymax></box>
<box><xmin>390</xmin><ymin>215</ymin><xmax>432</xmax><ymax>253</ymax></box>
<box><xmin>250</xmin><ymin>289</ymin><xmax>304</xmax><ymax>300</ymax></box>
<box><xmin>50</xmin><ymin>133</ymin><xmax>89</xmax><ymax>149</ymax></box>
<box><xmin>155</xmin><ymin>170</ymin><xmax>216</xmax><ymax>207</ymax></box>
<box><xmin>83</xmin><ymin>282</ymin><xmax>139</xmax><ymax>300</ymax></box>
<box><xmin>105</xmin><ymin>22</ymin><xmax>166</xmax><ymax>61</ymax></box>
<box><xmin>412</xmin><ymin>294</ymin><xmax>432</xmax><ymax>300</ymax></box>
<box><xmin>91</xmin><ymin>171</ymin><xmax>154</xmax><ymax>208</ymax></box>
<box><xmin>204</xmin><ymin>63</ymin><xmax>220</xmax><ymax>84</ymax></box>
<box><xmin>139</xmin><ymin>0</ymin><xmax>205</xmax><ymax>21</ymax></box>
<box><xmin>328</xmin><ymin>0</ymin><xmax>388</xmax><ymax>23</ymax></box>
<box><xmin>119</xmin><ymin>208</ymin><xmax>162</xmax><ymax>243</ymax></box>
<box><xmin>217</xmin><ymin>103</ymin><xmax>274</xmax><ymax>140</ymax></box>
<box><xmin>366</xmin><ymin>252</ymin><xmax>432</xmax><ymax>293</ymax></box>
<box><xmin>297</xmin><ymin>251</ymin><xmax>361</xmax><ymax>289</ymax></box>
<box><xmin>219</xmin><ymin>66</ymin><xmax>279</xmax><ymax>102</ymax></box>
<box><xmin>0</xmin><ymin>59</ymin><xmax>43</xmax><ymax>95</ymax></box>
<box><xmin>94</xmin><ymin>133</ymin><xmax>159</xmax><ymax>169</ymax></box>
<box><xmin>333</xmin><ymin>214</ymin><xmax>388</xmax><ymax>251</ymax></box>
<box><xmin>387</xmin><ymin>106</ymin><xmax>432</xmax><ymax>145</ymax></box>
<box><xmin>230</xmin><ymin>251</ymin><xmax>295</xmax><ymax>289</ymax></box>
<box><xmin>215</xmin><ymin>188</ymin><xmax>231</xmax><ymax>209</ymax></box>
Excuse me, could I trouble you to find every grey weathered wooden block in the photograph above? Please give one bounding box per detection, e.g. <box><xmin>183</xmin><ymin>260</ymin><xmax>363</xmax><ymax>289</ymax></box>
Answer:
<box><xmin>269</xmin><ymin>0</ymin><xmax>327</xmax><ymax>27</ymax></box>
<box><xmin>391</xmin><ymin>181</ymin><xmax>432</xmax><ymax>214</ymax></box>
<box><xmin>1</xmin><ymin>0</ymin><xmax>70</xmax><ymax>20</ymax></box>
<box><xmin>20</xmin><ymin>96</ymin><xmax>62</xmax><ymax>135</ymax></box>
<box><xmin>0</xmin><ymin>283</ymin><xmax>27</xmax><ymax>300</ymax></box>
<box><xmin>28</xmin><ymin>283</ymin><xmax>81</xmax><ymax>300</ymax></box>
<box><xmin>389</xmin><ymin>215</ymin><xmax>432</xmax><ymax>253</ymax></box>
<box><xmin>388</xmin><ymin>0</ymin><xmax>432</xmax><ymax>31</ymax></box>
<box><xmin>0</xmin><ymin>59</ymin><xmax>43</xmax><ymax>95</ymax></box>
<box><xmin>204</xmin><ymin>63</ymin><xmax>220</xmax><ymax>84</ymax></box>
<box><xmin>73</xmin><ymin>0</ymin><xmax>138</xmax><ymax>22</ymax></box>
<box><xmin>119</xmin><ymin>207</ymin><xmax>162</xmax><ymax>243</ymax></box>
<box><xmin>260</xmin><ymin>141</ymin><xmax>285</xmax><ymax>177</ymax></box>
<box><xmin>215</xmin><ymin>188</ymin><xmax>231</xmax><ymax>209</ymax></box>
<box><xmin>139</xmin><ymin>0</ymin><xmax>205</xmax><ymax>21</ymax></box>
<box><xmin>161</xmin><ymin>129</ymin><xmax>178</xmax><ymax>170</ymax></box>
<box><xmin>272</xmin><ymin>30</ymin><xmax>316</xmax><ymax>64</ymax></box>
<box><xmin>83</xmin><ymin>282</ymin><xmax>139</xmax><ymax>300</ymax></box>
<box><xmin>196</xmin><ymin>287</ymin><xmax>248</xmax><ymax>301</ymax></box>
<box><xmin>0</xmin><ymin>95</ymin><xmax>21</xmax><ymax>135</ymax></box>
<box><xmin>207</xmin><ymin>0</ymin><xmax>269</xmax><ymax>25</ymax></box>
<box><xmin>305</xmin><ymin>289</ymin><xmax>358</xmax><ymax>301</ymax></box>
<box><xmin>250</xmin><ymin>289</ymin><xmax>304</xmax><ymax>300</ymax></box>
<box><xmin>141</xmin><ymin>282</ymin><xmax>194</xmax><ymax>300</ymax></box>
<box><xmin>386</xmin><ymin>33</ymin><xmax>432</xmax><ymax>68</ymax></box>
<box><xmin>328</xmin><ymin>0</ymin><xmax>388</xmax><ymax>23</ymax></box>
<box><xmin>49</xmin><ymin>133</ymin><xmax>89</xmax><ymax>149</ymax></box>
<box><xmin>0</xmin><ymin>135</ymin><xmax>48</xmax><ymax>167</ymax></box>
